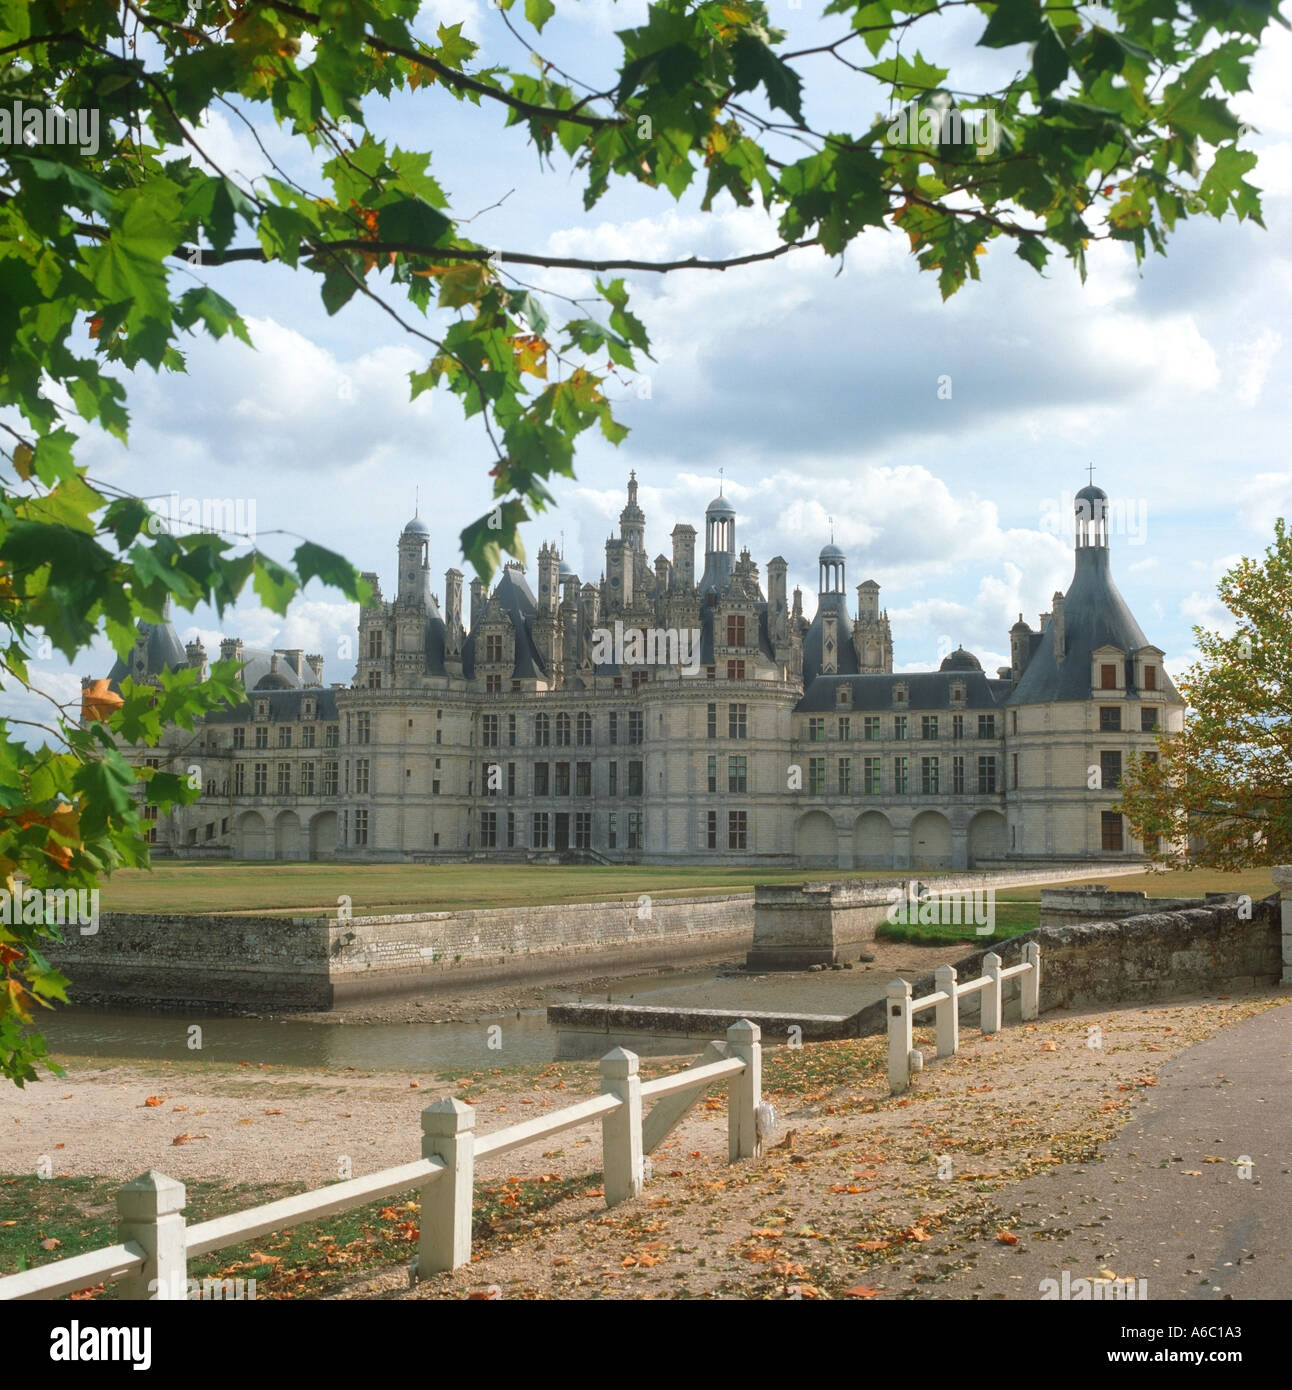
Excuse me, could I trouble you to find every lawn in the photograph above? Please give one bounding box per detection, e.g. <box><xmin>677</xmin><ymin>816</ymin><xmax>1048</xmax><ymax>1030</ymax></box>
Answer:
<box><xmin>97</xmin><ymin>861</ymin><xmax>919</xmax><ymax>916</ymax></box>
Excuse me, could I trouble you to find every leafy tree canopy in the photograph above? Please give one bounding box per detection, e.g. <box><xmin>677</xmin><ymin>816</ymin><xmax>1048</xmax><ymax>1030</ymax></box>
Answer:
<box><xmin>1119</xmin><ymin>518</ymin><xmax>1292</xmax><ymax>869</ymax></box>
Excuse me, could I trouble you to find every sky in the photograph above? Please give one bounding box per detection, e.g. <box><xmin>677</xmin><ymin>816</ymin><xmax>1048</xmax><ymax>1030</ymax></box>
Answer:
<box><xmin>12</xmin><ymin>0</ymin><xmax>1292</xmax><ymax>727</ymax></box>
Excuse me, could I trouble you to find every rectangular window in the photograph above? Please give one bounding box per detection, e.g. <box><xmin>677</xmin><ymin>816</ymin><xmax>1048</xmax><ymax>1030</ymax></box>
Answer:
<box><xmin>534</xmin><ymin>762</ymin><xmax>550</xmax><ymax>796</ymax></box>
<box><xmin>277</xmin><ymin>762</ymin><xmax>291</xmax><ymax>795</ymax></box>
<box><xmin>728</xmin><ymin>754</ymin><xmax>748</xmax><ymax>794</ymax></box>
<box><xmin>726</xmin><ymin>615</ymin><xmax>746</xmax><ymax>646</ymax></box>
<box><xmin>1011</xmin><ymin>752</ymin><xmax>1019</xmax><ymax>789</ymax></box>
<box><xmin>574</xmin><ymin>811</ymin><xmax>592</xmax><ymax>850</ymax></box>
<box><xmin>707</xmin><ymin>755</ymin><xmax>717</xmax><ymax>794</ymax></box>
<box><xmin>978</xmin><ymin>714</ymin><xmax>996</xmax><ymax>739</ymax></box>
<box><xmin>808</xmin><ymin>757</ymin><xmax>826</xmax><ymax>795</ymax></box>
<box><xmin>507</xmin><ymin>762</ymin><xmax>516</xmax><ymax>797</ymax></box>
<box><xmin>706</xmin><ymin>810</ymin><xmax>718</xmax><ymax>850</ymax></box>
<box><xmin>485</xmin><ymin>633</ymin><xmax>504</xmax><ymax>663</ymax></box>
<box><xmin>864</xmin><ymin>716</ymin><xmax>881</xmax><ymax>742</ymax></box>
<box><xmin>367</xmin><ymin>629</ymin><xmax>383</xmax><ymax>660</ymax></box>
<box><xmin>952</xmin><ymin>755</ymin><xmax>965</xmax><ymax>794</ymax></box>
<box><xmin>609</xmin><ymin>762</ymin><xmax>618</xmax><ymax>797</ymax></box>
<box><xmin>1101</xmin><ymin>810</ymin><xmax>1124</xmax><ymax>851</ymax></box>
<box><xmin>1101</xmin><ymin>750</ymin><xmax>1122</xmax><ymax>790</ymax></box>
<box><xmin>728</xmin><ymin>704</ymin><xmax>747</xmax><ymax>739</ymax></box>
<box><xmin>1099</xmin><ymin>706</ymin><xmax>1121</xmax><ymax>732</ymax></box>
<box><xmin>838</xmin><ymin>757</ymin><xmax>852</xmax><ymax>795</ymax></box>
<box><xmin>576</xmin><ymin>712</ymin><xmax>592</xmax><ymax>746</ymax></box>
<box><xmin>253</xmin><ymin>762</ymin><xmax>267</xmax><ymax>795</ymax></box>
<box><xmin>482</xmin><ymin>761</ymin><xmax>499</xmax><ymax>796</ymax></box>
<box><xmin>1100</xmin><ymin>663</ymin><xmax>1119</xmax><ymax>690</ymax></box>
<box><xmin>232</xmin><ymin>727</ymin><xmax>245</xmax><ymax>750</ymax></box>
<box><xmin>234</xmin><ymin>764</ymin><xmax>245</xmax><ymax>796</ymax></box>
<box><xmin>706</xmin><ymin>703</ymin><xmax>717</xmax><ymax>739</ymax></box>
<box><xmin>625</xmin><ymin>810</ymin><xmax>643</xmax><ymax>850</ymax></box>
<box><xmin>893</xmin><ymin>756</ymin><xmax>909</xmax><ymax>794</ymax></box>
<box><xmin>726</xmin><ymin>659</ymin><xmax>746</xmax><ymax>681</ymax></box>
<box><xmin>727</xmin><ymin>810</ymin><xmax>748</xmax><ymax>851</ymax></box>
<box><xmin>977</xmin><ymin>756</ymin><xmax>997</xmax><ymax>794</ymax></box>
<box><xmin>301</xmin><ymin>725</ymin><xmax>315</xmax><ymax>749</ymax></box>
<box><xmin>535</xmin><ymin>714</ymin><xmax>550</xmax><ymax>746</ymax></box>
<box><xmin>893</xmin><ymin>715</ymin><xmax>907</xmax><ymax>741</ymax></box>
<box><xmin>628</xmin><ymin>712</ymin><xmax>644</xmax><ymax>745</ymax></box>
<box><xmin>479</xmin><ymin>811</ymin><xmax>497</xmax><ymax>849</ymax></box>
<box><xmin>1143</xmin><ymin>664</ymin><xmax>1157</xmax><ymax>691</ymax></box>
<box><xmin>325</xmin><ymin>725</ymin><xmax>339</xmax><ymax>748</ymax></box>
<box><xmin>555</xmin><ymin>762</ymin><xmax>571</xmax><ymax>797</ymax></box>
<box><xmin>482</xmin><ymin>714</ymin><xmax>499</xmax><ymax>746</ymax></box>
<box><xmin>609</xmin><ymin>712</ymin><xmax>618</xmax><ymax>745</ymax></box>
<box><xmin>556</xmin><ymin>713</ymin><xmax>571</xmax><ymax>746</ymax></box>
<box><xmin>1141</xmin><ymin>707</ymin><xmax>1159</xmax><ymax>732</ymax></box>
<box><xmin>532</xmin><ymin>812</ymin><xmax>549</xmax><ymax>849</ymax></box>
<box><xmin>864</xmin><ymin>756</ymin><xmax>882</xmax><ymax>795</ymax></box>
<box><xmin>367</xmin><ymin>669</ymin><xmax>381</xmax><ymax>690</ymax></box>
<box><xmin>921</xmin><ymin>715</ymin><xmax>938</xmax><ymax>740</ymax></box>
<box><xmin>506</xmin><ymin>811</ymin><xmax>516</xmax><ymax>848</ymax></box>
<box><xmin>607</xmin><ymin>812</ymin><xmax>618</xmax><ymax>849</ymax></box>
<box><xmin>300</xmin><ymin>762</ymin><xmax>315</xmax><ymax>796</ymax></box>
<box><xmin>952</xmin><ymin>714</ymin><xmax>964</xmax><ymax>740</ymax></box>
<box><xmin>627</xmin><ymin>760</ymin><xmax>644</xmax><ymax>796</ymax></box>
<box><xmin>508</xmin><ymin>713</ymin><xmax>517</xmax><ymax>746</ymax></box>
<box><xmin>323</xmin><ymin>762</ymin><xmax>338</xmax><ymax>796</ymax></box>
<box><xmin>920</xmin><ymin>756</ymin><xmax>938</xmax><ymax>794</ymax></box>
<box><xmin>354</xmin><ymin>758</ymin><xmax>369</xmax><ymax>794</ymax></box>
<box><xmin>576</xmin><ymin>761</ymin><xmax>592</xmax><ymax>797</ymax></box>
<box><xmin>838</xmin><ymin>717</ymin><xmax>851</xmax><ymax>740</ymax></box>
<box><xmin>254</xmin><ymin>726</ymin><xmax>269</xmax><ymax>750</ymax></box>
<box><xmin>353</xmin><ymin>809</ymin><xmax>368</xmax><ymax>846</ymax></box>
<box><xmin>809</xmin><ymin>717</ymin><xmax>825</xmax><ymax>742</ymax></box>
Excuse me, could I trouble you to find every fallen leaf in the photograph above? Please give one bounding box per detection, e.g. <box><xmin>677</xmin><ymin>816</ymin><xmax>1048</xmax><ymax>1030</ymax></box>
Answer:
<box><xmin>854</xmin><ymin>1239</ymin><xmax>891</xmax><ymax>1252</ymax></box>
<box><xmin>41</xmin><ymin>1237</ymin><xmax>60</xmax><ymax>1251</ymax></box>
<box><xmin>845</xmin><ymin>1285</ymin><xmax>880</xmax><ymax>1299</ymax></box>
<box><xmin>996</xmin><ymin>1230</ymin><xmax>1019</xmax><ymax>1246</ymax></box>
<box><xmin>264</xmin><ymin>1109</ymin><xmax>284</xmax><ymax>1115</ymax></box>
<box><xmin>143</xmin><ymin>1096</ymin><xmax>164</xmax><ymax>1108</ymax></box>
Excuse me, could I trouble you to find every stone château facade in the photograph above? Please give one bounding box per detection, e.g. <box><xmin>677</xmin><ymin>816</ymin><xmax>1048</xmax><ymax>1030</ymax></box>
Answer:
<box><xmin>100</xmin><ymin>476</ymin><xmax>1182</xmax><ymax>869</ymax></box>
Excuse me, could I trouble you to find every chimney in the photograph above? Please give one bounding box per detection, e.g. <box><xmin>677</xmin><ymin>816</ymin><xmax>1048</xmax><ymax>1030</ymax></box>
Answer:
<box><xmin>670</xmin><ymin>524</ymin><xmax>696</xmax><ymax>590</ymax></box>
<box><xmin>283</xmin><ymin>648</ymin><xmax>304</xmax><ymax>677</ymax></box>
<box><xmin>185</xmin><ymin>638</ymin><xmax>207</xmax><ymax>679</ymax></box>
<box><xmin>469</xmin><ymin>577</ymin><xmax>485</xmax><ymax>630</ymax></box>
<box><xmin>306</xmin><ymin>652</ymin><xmax>324</xmax><ymax>684</ymax></box>
<box><xmin>219</xmin><ymin>636</ymin><xmax>243</xmax><ymax>664</ymax></box>
<box><xmin>445</xmin><ymin>568</ymin><xmax>463</xmax><ymax>630</ymax></box>
<box><xmin>1009</xmin><ymin>614</ymin><xmax>1031</xmax><ymax>686</ymax></box>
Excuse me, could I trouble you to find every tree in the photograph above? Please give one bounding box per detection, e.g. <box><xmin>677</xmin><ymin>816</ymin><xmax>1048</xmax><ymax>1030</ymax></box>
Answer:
<box><xmin>1119</xmin><ymin>519</ymin><xmax>1292</xmax><ymax>869</ymax></box>
<box><xmin>0</xmin><ymin>0</ymin><xmax>1284</xmax><ymax>1083</ymax></box>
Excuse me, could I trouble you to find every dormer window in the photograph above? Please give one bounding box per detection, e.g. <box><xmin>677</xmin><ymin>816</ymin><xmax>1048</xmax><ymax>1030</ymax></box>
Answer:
<box><xmin>256</xmin><ymin>700</ymin><xmax>267</xmax><ymax>718</ymax></box>
<box><xmin>836</xmin><ymin>684</ymin><xmax>850</xmax><ymax>708</ymax></box>
<box><xmin>303</xmin><ymin>699</ymin><xmax>314</xmax><ymax>718</ymax></box>
<box><xmin>950</xmin><ymin>682</ymin><xmax>965</xmax><ymax>704</ymax></box>
<box><xmin>1100</xmin><ymin>664</ymin><xmax>1118</xmax><ymax>689</ymax></box>
<box><xmin>893</xmin><ymin>683</ymin><xmax>908</xmax><ymax>705</ymax></box>
<box><xmin>1143</xmin><ymin>665</ymin><xmax>1157</xmax><ymax>691</ymax></box>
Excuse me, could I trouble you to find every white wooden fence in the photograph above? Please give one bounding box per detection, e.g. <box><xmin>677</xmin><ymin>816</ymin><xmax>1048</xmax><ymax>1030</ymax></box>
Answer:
<box><xmin>887</xmin><ymin>945</ymin><xmax>1040</xmax><ymax>1094</ymax></box>
<box><xmin>0</xmin><ymin>1020</ymin><xmax>762</xmax><ymax>1301</ymax></box>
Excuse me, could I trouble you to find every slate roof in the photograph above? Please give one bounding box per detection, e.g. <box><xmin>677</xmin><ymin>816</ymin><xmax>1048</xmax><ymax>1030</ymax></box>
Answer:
<box><xmin>204</xmin><ymin>687</ymin><xmax>340</xmax><ymax>724</ymax></box>
<box><xmin>795</xmin><ymin>670</ymin><xmax>1011</xmax><ymax>713</ymax></box>
<box><xmin>1006</xmin><ymin>546</ymin><xmax>1179</xmax><ymax>705</ymax></box>
<box><xmin>107</xmin><ymin>616</ymin><xmax>188</xmax><ymax>688</ymax></box>
<box><xmin>462</xmin><ymin>566</ymin><xmax>547</xmax><ymax>680</ymax></box>
<box><xmin>801</xmin><ymin>592</ymin><xmax>860</xmax><ymax>683</ymax></box>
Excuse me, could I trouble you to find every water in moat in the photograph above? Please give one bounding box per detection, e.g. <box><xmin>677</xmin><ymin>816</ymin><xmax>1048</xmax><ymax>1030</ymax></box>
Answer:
<box><xmin>42</xmin><ymin>959</ymin><xmax>910</xmax><ymax>1072</ymax></box>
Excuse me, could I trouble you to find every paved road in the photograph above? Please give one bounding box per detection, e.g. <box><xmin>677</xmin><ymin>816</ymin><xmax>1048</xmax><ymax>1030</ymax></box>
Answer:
<box><xmin>887</xmin><ymin>1001</ymin><xmax>1292</xmax><ymax>1300</ymax></box>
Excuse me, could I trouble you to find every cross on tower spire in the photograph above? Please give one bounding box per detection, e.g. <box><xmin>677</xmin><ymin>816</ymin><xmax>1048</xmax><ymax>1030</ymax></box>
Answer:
<box><xmin>1086</xmin><ymin>462</ymin><xmax>1096</xmax><ymax>487</ymax></box>
<box><xmin>718</xmin><ymin>465</ymin><xmax>724</xmax><ymax>497</ymax></box>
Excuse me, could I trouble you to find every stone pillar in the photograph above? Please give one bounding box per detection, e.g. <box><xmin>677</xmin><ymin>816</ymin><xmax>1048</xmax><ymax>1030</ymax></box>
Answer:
<box><xmin>1273</xmin><ymin>867</ymin><xmax>1292</xmax><ymax>986</ymax></box>
<box><xmin>420</xmin><ymin>1097</ymin><xmax>475</xmax><ymax>1274</ymax></box>
<box><xmin>726</xmin><ymin>1019</ymin><xmax>762</xmax><ymax>1161</ymax></box>
<box><xmin>600</xmin><ymin>1047</ymin><xmax>644</xmax><ymax>1206</ymax></box>
<box><xmin>887</xmin><ymin>979</ymin><xmax>913</xmax><ymax>1094</ymax></box>
<box><xmin>981</xmin><ymin>952</ymin><xmax>1003</xmax><ymax>1035</ymax></box>
<box><xmin>117</xmin><ymin>1170</ymin><xmax>187</xmax><ymax>1301</ymax></box>
<box><xmin>934</xmin><ymin>964</ymin><xmax>959</xmax><ymax>1058</ymax></box>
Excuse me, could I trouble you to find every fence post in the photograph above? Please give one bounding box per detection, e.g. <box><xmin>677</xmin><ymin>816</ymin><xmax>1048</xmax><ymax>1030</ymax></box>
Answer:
<box><xmin>1271</xmin><ymin>867</ymin><xmax>1292</xmax><ymax>985</ymax></box>
<box><xmin>934</xmin><ymin>964</ymin><xmax>959</xmax><ymax>1058</ymax></box>
<box><xmin>887</xmin><ymin>979</ymin><xmax>913</xmax><ymax>1094</ymax></box>
<box><xmin>726</xmin><ymin>1019</ymin><xmax>762</xmax><ymax>1161</ymax></box>
<box><xmin>1021</xmin><ymin>942</ymin><xmax>1041</xmax><ymax>1021</ymax></box>
<box><xmin>419</xmin><ymin>1097</ymin><xmax>475</xmax><ymax>1276</ymax></box>
<box><xmin>600</xmin><ymin>1047</ymin><xmax>644</xmax><ymax>1206</ymax></box>
<box><xmin>116</xmin><ymin>1170</ymin><xmax>187</xmax><ymax>1301</ymax></box>
<box><xmin>981</xmin><ymin>952</ymin><xmax>1003</xmax><ymax>1035</ymax></box>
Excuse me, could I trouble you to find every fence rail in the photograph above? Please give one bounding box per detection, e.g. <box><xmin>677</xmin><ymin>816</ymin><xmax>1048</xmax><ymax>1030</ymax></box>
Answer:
<box><xmin>0</xmin><ymin>1020</ymin><xmax>762</xmax><ymax>1302</ymax></box>
<box><xmin>887</xmin><ymin>945</ymin><xmax>1041</xmax><ymax>1094</ymax></box>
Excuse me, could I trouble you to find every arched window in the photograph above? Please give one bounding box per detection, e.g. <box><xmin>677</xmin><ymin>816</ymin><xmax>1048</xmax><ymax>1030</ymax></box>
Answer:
<box><xmin>555</xmin><ymin>712</ymin><xmax>571</xmax><ymax>745</ymax></box>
